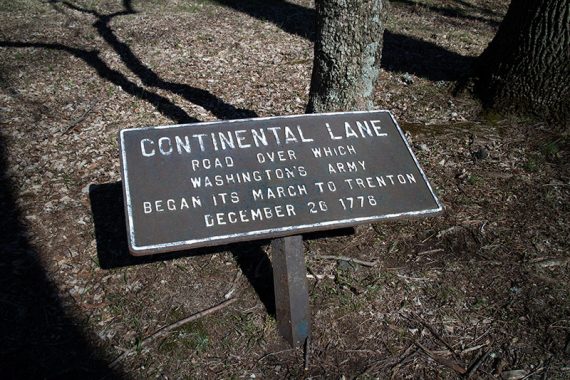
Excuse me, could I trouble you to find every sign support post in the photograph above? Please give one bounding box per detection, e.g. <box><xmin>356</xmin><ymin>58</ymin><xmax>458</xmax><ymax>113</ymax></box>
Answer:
<box><xmin>271</xmin><ymin>235</ymin><xmax>310</xmax><ymax>348</ymax></box>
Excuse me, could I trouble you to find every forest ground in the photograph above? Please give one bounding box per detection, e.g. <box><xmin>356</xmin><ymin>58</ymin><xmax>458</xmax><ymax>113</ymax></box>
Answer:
<box><xmin>1</xmin><ymin>0</ymin><xmax>569</xmax><ymax>378</ymax></box>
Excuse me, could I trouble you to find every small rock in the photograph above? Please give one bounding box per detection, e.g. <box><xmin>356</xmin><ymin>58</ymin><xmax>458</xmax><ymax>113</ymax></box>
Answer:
<box><xmin>417</xmin><ymin>143</ymin><xmax>430</xmax><ymax>152</ymax></box>
<box><xmin>337</xmin><ymin>260</ymin><xmax>352</xmax><ymax>271</ymax></box>
<box><xmin>401</xmin><ymin>73</ymin><xmax>414</xmax><ymax>85</ymax></box>
<box><xmin>473</xmin><ymin>147</ymin><xmax>489</xmax><ymax>160</ymax></box>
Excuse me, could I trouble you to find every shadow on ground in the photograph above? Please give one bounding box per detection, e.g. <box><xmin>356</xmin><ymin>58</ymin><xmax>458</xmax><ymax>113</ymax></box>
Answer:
<box><xmin>0</xmin><ymin>0</ymin><xmax>257</xmax><ymax>124</ymax></box>
<box><xmin>89</xmin><ymin>182</ymin><xmax>355</xmax><ymax>317</ymax></box>
<box><xmin>0</xmin><ymin>135</ymin><xmax>121</xmax><ymax>379</ymax></box>
<box><xmin>213</xmin><ymin>0</ymin><xmax>477</xmax><ymax>81</ymax></box>
<box><xmin>391</xmin><ymin>0</ymin><xmax>502</xmax><ymax>27</ymax></box>
<box><xmin>89</xmin><ymin>182</ymin><xmax>277</xmax><ymax>316</ymax></box>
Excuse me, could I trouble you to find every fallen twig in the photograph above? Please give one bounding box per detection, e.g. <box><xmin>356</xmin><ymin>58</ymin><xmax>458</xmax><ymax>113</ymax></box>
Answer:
<box><xmin>316</xmin><ymin>255</ymin><xmax>378</xmax><ymax>267</ymax></box>
<box><xmin>415</xmin><ymin>341</ymin><xmax>467</xmax><ymax>375</ymax></box>
<box><xmin>465</xmin><ymin>348</ymin><xmax>492</xmax><ymax>378</ymax></box>
<box><xmin>530</xmin><ymin>257</ymin><xmax>570</xmax><ymax>268</ymax></box>
<box><xmin>417</xmin><ymin>248</ymin><xmax>444</xmax><ymax>256</ymax></box>
<box><xmin>436</xmin><ymin>226</ymin><xmax>464</xmax><ymax>239</ymax></box>
<box><xmin>397</xmin><ymin>274</ymin><xmax>432</xmax><ymax>282</ymax></box>
<box><xmin>109</xmin><ymin>297</ymin><xmax>237</xmax><ymax>368</ymax></box>
<box><xmin>389</xmin><ymin>343</ymin><xmax>418</xmax><ymax>373</ymax></box>
<box><xmin>461</xmin><ymin>343</ymin><xmax>488</xmax><ymax>355</ymax></box>
<box><xmin>257</xmin><ymin>348</ymin><xmax>295</xmax><ymax>362</ymax></box>
<box><xmin>306</xmin><ymin>273</ymin><xmax>335</xmax><ymax>280</ymax></box>
<box><xmin>62</xmin><ymin>100</ymin><xmax>98</xmax><ymax>134</ymax></box>
<box><xmin>411</xmin><ymin>312</ymin><xmax>458</xmax><ymax>358</ymax></box>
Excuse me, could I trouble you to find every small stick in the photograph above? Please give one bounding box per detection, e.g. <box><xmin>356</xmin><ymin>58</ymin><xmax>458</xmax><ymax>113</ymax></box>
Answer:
<box><xmin>390</xmin><ymin>343</ymin><xmax>417</xmax><ymax>371</ymax></box>
<box><xmin>316</xmin><ymin>255</ymin><xmax>378</xmax><ymax>267</ymax></box>
<box><xmin>258</xmin><ymin>348</ymin><xmax>295</xmax><ymax>362</ymax></box>
<box><xmin>397</xmin><ymin>274</ymin><xmax>431</xmax><ymax>282</ymax></box>
<box><xmin>465</xmin><ymin>348</ymin><xmax>492</xmax><ymax>378</ymax></box>
<box><xmin>461</xmin><ymin>343</ymin><xmax>488</xmax><ymax>354</ymax></box>
<box><xmin>531</xmin><ymin>257</ymin><xmax>570</xmax><ymax>268</ymax></box>
<box><xmin>417</xmin><ymin>248</ymin><xmax>444</xmax><ymax>256</ymax></box>
<box><xmin>62</xmin><ymin>100</ymin><xmax>98</xmax><ymax>134</ymax></box>
<box><xmin>411</xmin><ymin>312</ymin><xmax>458</xmax><ymax>358</ymax></box>
<box><xmin>109</xmin><ymin>297</ymin><xmax>237</xmax><ymax>368</ymax></box>
<box><xmin>415</xmin><ymin>341</ymin><xmax>466</xmax><ymax>375</ymax></box>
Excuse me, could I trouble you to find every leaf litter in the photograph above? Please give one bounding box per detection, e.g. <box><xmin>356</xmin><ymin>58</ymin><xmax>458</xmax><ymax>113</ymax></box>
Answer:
<box><xmin>0</xmin><ymin>0</ymin><xmax>568</xmax><ymax>378</ymax></box>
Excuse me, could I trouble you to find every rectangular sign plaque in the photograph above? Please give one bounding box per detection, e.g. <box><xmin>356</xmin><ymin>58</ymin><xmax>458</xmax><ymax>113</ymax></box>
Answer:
<box><xmin>119</xmin><ymin>111</ymin><xmax>442</xmax><ymax>256</ymax></box>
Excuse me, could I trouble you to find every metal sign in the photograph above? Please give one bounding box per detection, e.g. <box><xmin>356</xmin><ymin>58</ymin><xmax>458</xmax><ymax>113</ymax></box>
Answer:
<box><xmin>119</xmin><ymin>111</ymin><xmax>442</xmax><ymax>256</ymax></box>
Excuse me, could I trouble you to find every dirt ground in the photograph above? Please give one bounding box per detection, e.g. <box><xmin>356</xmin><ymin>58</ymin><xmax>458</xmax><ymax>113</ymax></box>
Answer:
<box><xmin>1</xmin><ymin>0</ymin><xmax>569</xmax><ymax>379</ymax></box>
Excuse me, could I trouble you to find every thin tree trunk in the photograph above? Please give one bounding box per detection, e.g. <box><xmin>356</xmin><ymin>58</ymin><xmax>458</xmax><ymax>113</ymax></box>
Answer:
<box><xmin>307</xmin><ymin>0</ymin><xmax>388</xmax><ymax>114</ymax></box>
<box><xmin>476</xmin><ymin>0</ymin><xmax>570</xmax><ymax>124</ymax></box>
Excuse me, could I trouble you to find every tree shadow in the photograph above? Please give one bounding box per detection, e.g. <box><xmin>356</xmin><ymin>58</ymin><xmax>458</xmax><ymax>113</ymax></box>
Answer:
<box><xmin>391</xmin><ymin>0</ymin><xmax>502</xmax><ymax>27</ymax></box>
<box><xmin>56</xmin><ymin>0</ymin><xmax>257</xmax><ymax>121</ymax></box>
<box><xmin>212</xmin><ymin>0</ymin><xmax>475</xmax><ymax>81</ymax></box>
<box><xmin>0</xmin><ymin>1</ymin><xmax>260</xmax><ymax>372</ymax></box>
<box><xmin>382</xmin><ymin>31</ymin><xmax>474</xmax><ymax>81</ymax></box>
<box><xmin>213</xmin><ymin>0</ymin><xmax>316</xmax><ymax>40</ymax></box>
<box><xmin>0</xmin><ymin>0</ymin><xmax>257</xmax><ymax>124</ymax></box>
<box><xmin>0</xmin><ymin>40</ymin><xmax>197</xmax><ymax>124</ymax></box>
<box><xmin>0</xmin><ymin>135</ymin><xmax>121</xmax><ymax>378</ymax></box>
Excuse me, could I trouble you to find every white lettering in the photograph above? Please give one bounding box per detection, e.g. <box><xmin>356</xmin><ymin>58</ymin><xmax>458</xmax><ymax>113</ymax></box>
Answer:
<box><xmin>141</xmin><ymin>139</ymin><xmax>155</xmax><ymax>157</ymax></box>
<box><xmin>158</xmin><ymin>137</ymin><xmax>173</xmax><ymax>155</ymax></box>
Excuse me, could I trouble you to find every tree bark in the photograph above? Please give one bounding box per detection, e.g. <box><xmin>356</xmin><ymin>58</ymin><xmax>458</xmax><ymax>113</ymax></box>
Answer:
<box><xmin>307</xmin><ymin>0</ymin><xmax>388</xmax><ymax>114</ymax></box>
<box><xmin>475</xmin><ymin>0</ymin><xmax>570</xmax><ymax>124</ymax></box>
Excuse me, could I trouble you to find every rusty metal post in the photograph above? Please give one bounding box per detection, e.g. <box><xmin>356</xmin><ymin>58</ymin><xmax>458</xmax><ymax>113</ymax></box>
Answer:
<box><xmin>271</xmin><ymin>235</ymin><xmax>310</xmax><ymax>347</ymax></box>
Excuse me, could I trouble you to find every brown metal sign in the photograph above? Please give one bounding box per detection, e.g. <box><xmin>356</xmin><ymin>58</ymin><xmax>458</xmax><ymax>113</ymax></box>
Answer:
<box><xmin>119</xmin><ymin>111</ymin><xmax>442</xmax><ymax>256</ymax></box>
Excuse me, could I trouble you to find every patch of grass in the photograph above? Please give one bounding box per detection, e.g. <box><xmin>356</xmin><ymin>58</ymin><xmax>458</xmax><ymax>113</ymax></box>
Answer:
<box><xmin>362</xmin><ymin>272</ymin><xmax>398</xmax><ymax>302</ymax></box>
<box><xmin>522</xmin><ymin>137</ymin><xmax>566</xmax><ymax>172</ymax></box>
<box><xmin>449</xmin><ymin>30</ymin><xmax>474</xmax><ymax>45</ymax></box>
<box><xmin>523</xmin><ymin>156</ymin><xmax>541</xmax><ymax>173</ymax></box>
<box><xmin>471</xmin><ymin>296</ymin><xmax>489</xmax><ymax>310</ymax></box>
<box><xmin>482</xmin><ymin>109</ymin><xmax>505</xmax><ymax>125</ymax></box>
<box><xmin>158</xmin><ymin>312</ymin><xmax>210</xmax><ymax>354</ymax></box>
<box><xmin>467</xmin><ymin>174</ymin><xmax>482</xmax><ymax>185</ymax></box>
<box><xmin>60</xmin><ymin>172</ymin><xmax>76</xmax><ymax>188</ymax></box>
<box><xmin>313</xmin><ymin>280</ymin><xmax>340</xmax><ymax>303</ymax></box>
<box><xmin>433</xmin><ymin>283</ymin><xmax>464</xmax><ymax>306</ymax></box>
<box><xmin>106</xmin><ymin>293</ymin><xmax>147</xmax><ymax>338</ymax></box>
<box><xmin>541</xmin><ymin>139</ymin><xmax>562</xmax><ymax>161</ymax></box>
<box><xmin>12</xmin><ymin>51</ymin><xmax>26</xmax><ymax>62</ymax></box>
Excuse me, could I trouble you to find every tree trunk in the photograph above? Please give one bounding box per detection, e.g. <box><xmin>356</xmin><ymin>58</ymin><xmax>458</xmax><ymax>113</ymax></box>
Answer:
<box><xmin>307</xmin><ymin>0</ymin><xmax>388</xmax><ymax>113</ymax></box>
<box><xmin>475</xmin><ymin>0</ymin><xmax>570</xmax><ymax>124</ymax></box>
